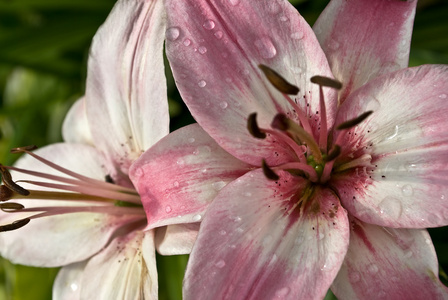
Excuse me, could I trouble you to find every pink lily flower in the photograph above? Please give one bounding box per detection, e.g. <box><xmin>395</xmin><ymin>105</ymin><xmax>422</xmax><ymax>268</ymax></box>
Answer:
<box><xmin>0</xmin><ymin>0</ymin><xmax>195</xmax><ymax>298</ymax></box>
<box><xmin>131</xmin><ymin>0</ymin><xmax>448</xmax><ymax>299</ymax></box>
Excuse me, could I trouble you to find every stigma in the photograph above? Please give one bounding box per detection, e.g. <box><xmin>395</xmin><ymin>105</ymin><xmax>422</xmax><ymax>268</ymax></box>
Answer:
<box><xmin>0</xmin><ymin>146</ymin><xmax>144</xmax><ymax>232</ymax></box>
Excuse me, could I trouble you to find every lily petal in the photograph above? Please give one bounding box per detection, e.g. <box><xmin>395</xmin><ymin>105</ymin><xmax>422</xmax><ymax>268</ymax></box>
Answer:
<box><xmin>155</xmin><ymin>223</ymin><xmax>200</xmax><ymax>255</ymax></box>
<box><xmin>86</xmin><ymin>0</ymin><xmax>169</xmax><ymax>171</ymax></box>
<box><xmin>0</xmin><ymin>144</ymin><xmax>142</xmax><ymax>267</ymax></box>
<box><xmin>314</xmin><ymin>0</ymin><xmax>417</xmax><ymax>103</ymax></box>
<box><xmin>62</xmin><ymin>97</ymin><xmax>93</xmax><ymax>145</ymax></box>
<box><xmin>184</xmin><ymin>169</ymin><xmax>349</xmax><ymax>300</ymax></box>
<box><xmin>53</xmin><ymin>261</ymin><xmax>87</xmax><ymax>300</ymax></box>
<box><xmin>80</xmin><ymin>230</ymin><xmax>157</xmax><ymax>300</ymax></box>
<box><xmin>333</xmin><ymin>65</ymin><xmax>448</xmax><ymax>228</ymax></box>
<box><xmin>165</xmin><ymin>0</ymin><xmax>336</xmax><ymax>166</ymax></box>
<box><xmin>130</xmin><ymin>124</ymin><xmax>252</xmax><ymax>229</ymax></box>
<box><xmin>332</xmin><ymin>218</ymin><xmax>448</xmax><ymax>299</ymax></box>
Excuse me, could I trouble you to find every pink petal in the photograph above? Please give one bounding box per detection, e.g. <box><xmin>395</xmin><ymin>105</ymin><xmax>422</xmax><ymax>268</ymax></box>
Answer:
<box><xmin>184</xmin><ymin>169</ymin><xmax>349</xmax><ymax>300</ymax></box>
<box><xmin>314</xmin><ymin>0</ymin><xmax>417</xmax><ymax>103</ymax></box>
<box><xmin>53</xmin><ymin>261</ymin><xmax>87</xmax><ymax>300</ymax></box>
<box><xmin>332</xmin><ymin>218</ymin><xmax>448</xmax><ymax>299</ymax></box>
<box><xmin>62</xmin><ymin>97</ymin><xmax>93</xmax><ymax>145</ymax></box>
<box><xmin>155</xmin><ymin>223</ymin><xmax>200</xmax><ymax>255</ymax></box>
<box><xmin>130</xmin><ymin>124</ymin><xmax>252</xmax><ymax>229</ymax></box>
<box><xmin>165</xmin><ymin>0</ymin><xmax>336</xmax><ymax>166</ymax></box>
<box><xmin>85</xmin><ymin>0</ymin><xmax>169</xmax><ymax>172</ymax></box>
<box><xmin>80</xmin><ymin>230</ymin><xmax>157</xmax><ymax>299</ymax></box>
<box><xmin>0</xmin><ymin>144</ymin><xmax>142</xmax><ymax>267</ymax></box>
<box><xmin>333</xmin><ymin>65</ymin><xmax>448</xmax><ymax>228</ymax></box>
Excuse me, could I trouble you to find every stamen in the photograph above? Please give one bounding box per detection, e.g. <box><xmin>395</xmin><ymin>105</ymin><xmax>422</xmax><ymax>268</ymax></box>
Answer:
<box><xmin>325</xmin><ymin>145</ymin><xmax>341</xmax><ymax>162</ymax></box>
<box><xmin>0</xmin><ymin>218</ymin><xmax>30</xmax><ymax>232</ymax></box>
<box><xmin>259</xmin><ymin>65</ymin><xmax>300</xmax><ymax>95</ymax></box>
<box><xmin>310</xmin><ymin>76</ymin><xmax>342</xmax><ymax>90</ymax></box>
<box><xmin>333</xmin><ymin>154</ymin><xmax>372</xmax><ymax>173</ymax></box>
<box><xmin>0</xmin><ymin>202</ymin><xmax>24</xmax><ymax>212</ymax></box>
<box><xmin>262</xmin><ymin>159</ymin><xmax>279</xmax><ymax>180</ymax></box>
<box><xmin>247</xmin><ymin>113</ymin><xmax>267</xmax><ymax>139</ymax></box>
<box><xmin>0</xmin><ymin>186</ymin><xmax>13</xmax><ymax>201</ymax></box>
<box><xmin>272</xmin><ymin>114</ymin><xmax>323</xmax><ymax>163</ymax></box>
<box><xmin>0</xmin><ymin>165</ymin><xmax>30</xmax><ymax>196</ymax></box>
<box><xmin>336</xmin><ymin>111</ymin><xmax>373</xmax><ymax>130</ymax></box>
<box><xmin>275</xmin><ymin>162</ymin><xmax>318</xmax><ymax>182</ymax></box>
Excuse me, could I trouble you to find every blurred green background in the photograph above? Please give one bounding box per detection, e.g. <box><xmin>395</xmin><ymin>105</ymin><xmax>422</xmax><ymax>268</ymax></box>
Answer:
<box><xmin>0</xmin><ymin>0</ymin><xmax>447</xmax><ymax>299</ymax></box>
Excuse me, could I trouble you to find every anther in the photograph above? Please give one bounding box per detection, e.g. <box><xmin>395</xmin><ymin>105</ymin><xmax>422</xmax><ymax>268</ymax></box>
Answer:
<box><xmin>271</xmin><ymin>113</ymin><xmax>290</xmax><ymax>131</ymax></box>
<box><xmin>0</xmin><ymin>165</ymin><xmax>30</xmax><ymax>196</ymax></box>
<box><xmin>310</xmin><ymin>76</ymin><xmax>342</xmax><ymax>90</ymax></box>
<box><xmin>259</xmin><ymin>65</ymin><xmax>300</xmax><ymax>95</ymax></box>
<box><xmin>0</xmin><ymin>202</ymin><xmax>24</xmax><ymax>212</ymax></box>
<box><xmin>248</xmin><ymin>113</ymin><xmax>266</xmax><ymax>139</ymax></box>
<box><xmin>262</xmin><ymin>159</ymin><xmax>279</xmax><ymax>181</ymax></box>
<box><xmin>336</xmin><ymin>111</ymin><xmax>373</xmax><ymax>130</ymax></box>
<box><xmin>10</xmin><ymin>145</ymin><xmax>38</xmax><ymax>154</ymax></box>
<box><xmin>0</xmin><ymin>218</ymin><xmax>30</xmax><ymax>232</ymax></box>
<box><xmin>0</xmin><ymin>186</ymin><xmax>13</xmax><ymax>201</ymax></box>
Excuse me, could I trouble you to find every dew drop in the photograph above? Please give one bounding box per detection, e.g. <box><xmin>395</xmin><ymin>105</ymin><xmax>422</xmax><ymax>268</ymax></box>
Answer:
<box><xmin>404</xmin><ymin>250</ymin><xmax>413</xmax><ymax>258</ymax></box>
<box><xmin>244</xmin><ymin>192</ymin><xmax>252</xmax><ymax>197</ymax></box>
<box><xmin>192</xmin><ymin>214</ymin><xmax>202</xmax><ymax>222</ymax></box>
<box><xmin>439</xmin><ymin>93</ymin><xmax>447</xmax><ymax>99</ymax></box>
<box><xmin>279</xmin><ymin>15</ymin><xmax>289</xmax><ymax>22</ymax></box>
<box><xmin>290</xmin><ymin>31</ymin><xmax>304</xmax><ymax>40</ymax></box>
<box><xmin>215</xmin><ymin>260</ymin><xmax>226</xmax><ymax>268</ymax></box>
<box><xmin>183</xmin><ymin>38</ymin><xmax>192</xmax><ymax>46</ymax></box>
<box><xmin>134</xmin><ymin>168</ymin><xmax>144</xmax><ymax>177</ymax></box>
<box><xmin>379</xmin><ymin>196</ymin><xmax>403</xmax><ymax>219</ymax></box>
<box><xmin>165</xmin><ymin>205</ymin><xmax>172</xmax><ymax>213</ymax></box>
<box><xmin>267</xmin><ymin>1</ymin><xmax>281</xmax><ymax>14</ymax></box>
<box><xmin>349</xmin><ymin>271</ymin><xmax>361</xmax><ymax>283</ymax></box>
<box><xmin>176</xmin><ymin>158</ymin><xmax>184</xmax><ymax>165</ymax></box>
<box><xmin>220</xmin><ymin>101</ymin><xmax>228</xmax><ymax>109</ymax></box>
<box><xmin>401</xmin><ymin>185</ymin><xmax>413</xmax><ymax>197</ymax></box>
<box><xmin>275</xmin><ymin>287</ymin><xmax>290</xmax><ymax>298</ymax></box>
<box><xmin>318</xmin><ymin>232</ymin><xmax>325</xmax><ymax>240</ymax></box>
<box><xmin>188</xmin><ymin>137</ymin><xmax>195</xmax><ymax>143</ymax></box>
<box><xmin>198</xmin><ymin>46</ymin><xmax>207</xmax><ymax>54</ymax></box>
<box><xmin>254</xmin><ymin>37</ymin><xmax>277</xmax><ymax>59</ymax></box>
<box><xmin>70</xmin><ymin>283</ymin><xmax>78</xmax><ymax>292</ymax></box>
<box><xmin>212</xmin><ymin>181</ymin><xmax>226</xmax><ymax>191</ymax></box>
<box><xmin>391</xmin><ymin>276</ymin><xmax>399</xmax><ymax>282</ymax></box>
<box><xmin>328</xmin><ymin>39</ymin><xmax>340</xmax><ymax>50</ymax></box>
<box><xmin>173</xmin><ymin>181</ymin><xmax>179</xmax><ymax>187</ymax></box>
<box><xmin>228</xmin><ymin>0</ymin><xmax>240</xmax><ymax>6</ymax></box>
<box><xmin>166</xmin><ymin>27</ymin><xmax>180</xmax><ymax>41</ymax></box>
<box><xmin>367</xmin><ymin>264</ymin><xmax>379</xmax><ymax>274</ymax></box>
<box><xmin>219</xmin><ymin>229</ymin><xmax>227</xmax><ymax>235</ymax></box>
<box><xmin>214</xmin><ymin>31</ymin><xmax>224</xmax><ymax>39</ymax></box>
<box><xmin>385</xmin><ymin>125</ymin><xmax>399</xmax><ymax>140</ymax></box>
<box><xmin>198</xmin><ymin>80</ymin><xmax>207</xmax><ymax>87</ymax></box>
<box><xmin>203</xmin><ymin>19</ymin><xmax>215</xmax><ymax>30</ymax></box>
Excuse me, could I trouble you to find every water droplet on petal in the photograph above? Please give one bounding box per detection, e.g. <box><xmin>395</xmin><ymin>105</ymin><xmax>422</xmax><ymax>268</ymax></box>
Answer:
<box><xmin>439</xmin><ymin>93</ymin><xmax>447</xmax><ymax>99</ymax></box>
<box><xmin>214</xmin><ymin>31</ymin><xmax>224</xmax><ymax>39</ymax></box>
<box><xmin>203</xmin><ymin>19</ymin><xmax>215</xmax><ymax>30</ymax></box>
<box><xmin>188</xmin><ymin>137</ymin><xmax>195</xmax><ymax>143</ymax></box>
<box><xmin>165</xmin><ymin>205</ymin><xmax>172</xmax><ymax>213</ymax></box>
<box><xmin>198</xmin><ymin>46</ymin><xmax>207</xmax><ymax>54</ymax></box>
<box><xmin>212</xmin><ymin>181</ymin><xmax>226</xmax><ymax>191</ymax></box>
<box><xmin>219</xmin><ymin>230</ymin><xmax>227</xmax><ymax>235</ymax></box>
<box><xmin>215</xmin><ymin>260</ymin><xmax>226</xmax><ymax>268</ymax></box>
<box><xmin>166</xmin><ymin>27</ymin><xmax>180</xmax><ymax>41</ymax></box>
<box><xmin>328</xmin><ymin>39</ymin><xmax>340</xmax><ymax>50</ymax></box>
<box><xmin>290</xmin><ymin>31</ymin><xmax>304</xmax><ymax>40</ymax></box>
<box><xmin>267</xmin><ymin>1</ymin><xmax>281</xmax><ymax>14</ymax></box>
<box><xmin>176</xmin><ymin>158</ymin><xmax>184</xmax><ymax>165</ymax></box>
<box><xmin>192</xmin><ymin>214</ymin><xmax>202</xmax><ymax>222</ymax></box>
<box><xmin>279</xmin><ymin>15</ymin><xmax>289</xmax><ymax>22</ymax></box>
<box><xmin>367</xmin><ymin>264</ymin><xmax>379</xmax><ymax>274</ymax></box>
<box><xmin>134</xmin><ymin>168</ymin><xmax>144</xmax><ymax>177</ymax></box>
<box><xmin>70</xmin><ymin>283</ymin><xmax>78</xmax><ymax>292</ymax></box>
<box><xmin>349</xmin><ymin>271</ymin><xmax>361</xmax><ymax>283</ymax></box>
<box><xmin>401</xmin><ymin>185</ymin><xmax>413</xmax><ymax>197</ymax></box>
<box><xmin>404</xmin><ymin>250</ymin><xmax>413</xmax><ymax>258</ymax></box>
<box><xmin>379</xmin><ymin>196</ymin><xmax>403</xmax><ymax>219</ymax></box>
<box><xmin>220</xmin><ymin>101</ymin><xmax>228</xmax><ymax>109</ymax></box>
<box><xmin>198</xmin><ymin>80</ymin><xmax>207</xmax><ymax>87</ymax></box>
<box><xmin>318</xmin><ymin>232</ymin><xmax>325</xmax><ymax>240</ymax></box>
<box><xmin>228</xmin><ymin>0</ymin><xmax>240</xmax><ymax>6</ymax></box>
<box><xmin>275</xmin><ymin>287</ymin><xmax>290</xmax><ymax>298</ymax></box>
<box><xmin>254</xmin><ymin>37</ymin><xmax>277</xmax><ymax>59</ymax></box>
<box><xmin>173</xmin><ymin>181</ymin><xmax>179</xmax><ymax>187</ymax></box>
<box><xmin>183</xmin><ymin>38</ymin><xmax>191</xmax><ymax>46</ymax></box>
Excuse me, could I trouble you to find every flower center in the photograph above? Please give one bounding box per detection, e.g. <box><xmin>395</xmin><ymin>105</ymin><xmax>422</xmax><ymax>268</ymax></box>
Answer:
<box><xmin>0</xmin><ymin>145</ymin><xmax>145</xmax><ymax>232</ymax></box>
<box><xmin>249</xmin><ymin>65</ymin><xmax>372</xmax><ymax>184</ymax></box>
